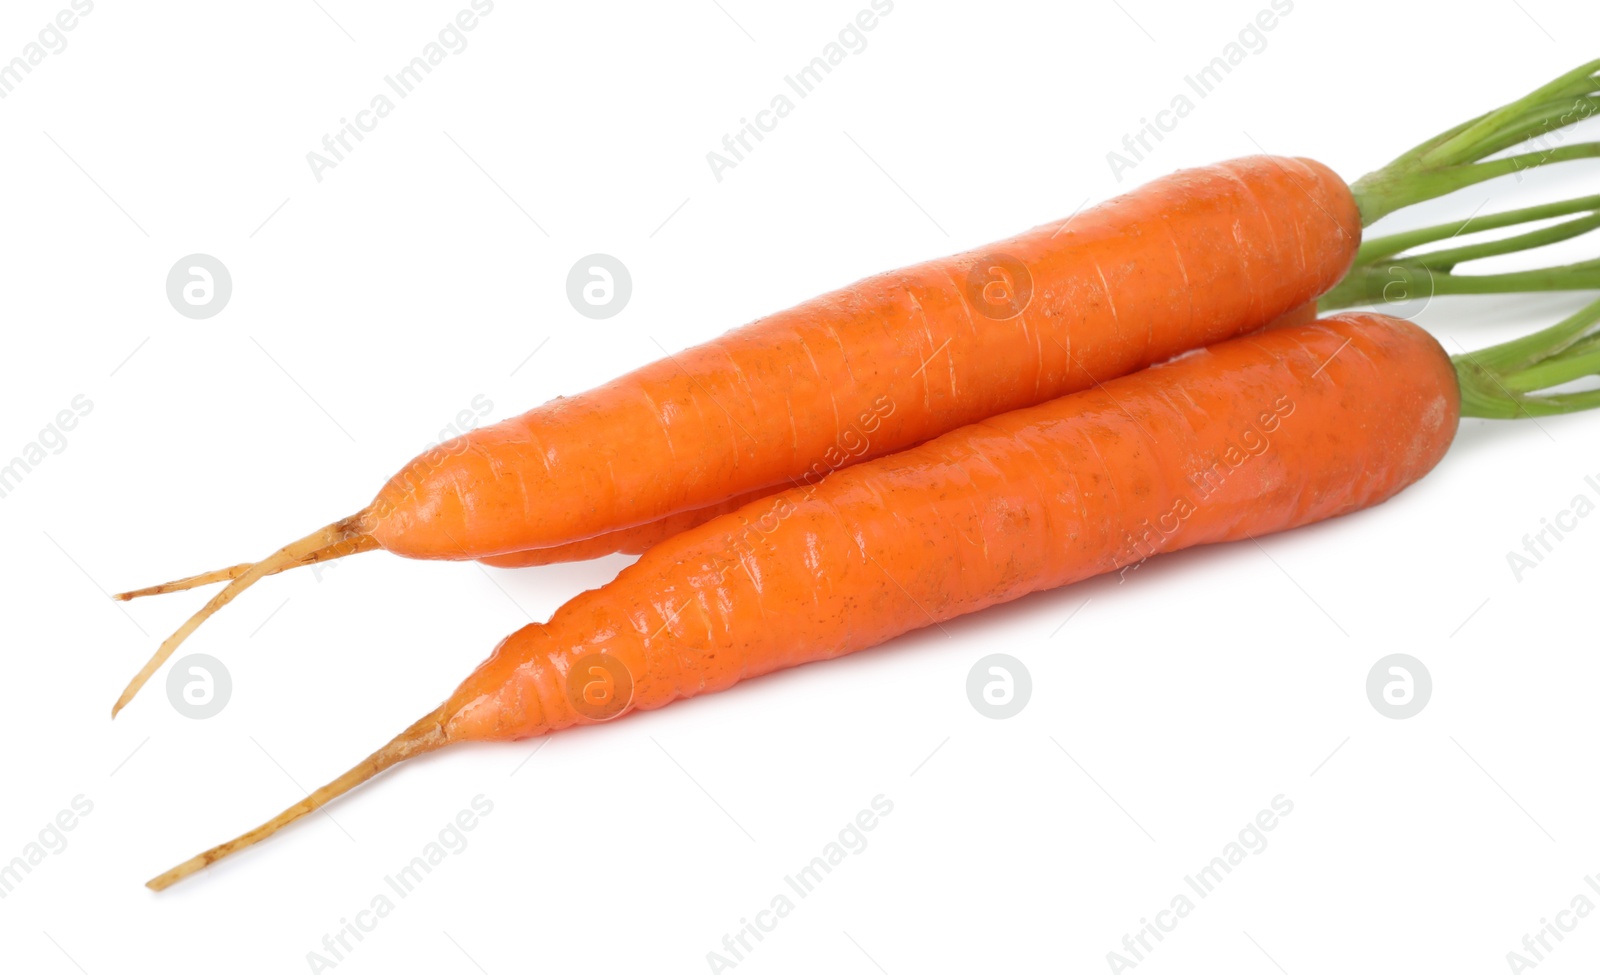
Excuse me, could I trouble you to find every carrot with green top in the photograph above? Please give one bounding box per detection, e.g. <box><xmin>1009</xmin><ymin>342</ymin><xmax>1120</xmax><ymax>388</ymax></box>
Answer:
<box><xmin>146</xmin><ymin>298</ymin><xmax>1600</xmax><ymax>890</ymax></box>
<box><xmin>113</xmin><ymin>60</ymin><xmax>1600</xmax><ymax>717</ymax></box>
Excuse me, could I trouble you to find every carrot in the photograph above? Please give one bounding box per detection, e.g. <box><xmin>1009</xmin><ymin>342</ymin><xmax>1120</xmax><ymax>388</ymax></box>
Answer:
<box><xmin>112</xmin><ymin>60</ymin><xmax>1600</xmax><ymax>716</ymax></box>
<box><xmin>119</xmin><ymin>306</ymin><xmax>1323</xmax><ymax>600</ymax></box>
<box><xmin>117</xmin><ymin>306</ymin><xmax>1321</xmax><ymax>596</ymax></box>
<box><xmin>111</xmin><ymin>486</ymin><xmax>774</xmax><ymax>598</ymax></box>
<box><xmin>110</xmin><ymin>154</ymin><xmax>1356</xmax><ymax>715</ymax></box>
<box><xmin>146</xmin><ymin>300</ymin><xmax>1600</xmax><ymax>890</ymax></box>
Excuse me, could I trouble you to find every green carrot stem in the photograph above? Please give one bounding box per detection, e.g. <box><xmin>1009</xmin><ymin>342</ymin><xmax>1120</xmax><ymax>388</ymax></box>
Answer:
<box><xmin>1354</xmin><ymin>194</ymin><xmax>1600</xmax><ymax>263</ymax></box>
<box><xmin>1416</xmin><ymin>59</ymin><xmax>1600</xmax><ymax>167</ymax></box>
<box><xmin>1354</xmin><ymin>143</ymin><xmax>1600</xmax><ymax>224</ymax></box>
<box><xmin>1321</xmin><ymin>260</ymin><xmax>1600</xmax><ymax>312</ymax></box>
<box><xmin>1430</xmin><ymin>262</ymin><xmax>1600</xmax><ymax>296</ymax></box>
<box><xmin>1351</xmin><ymin>60</ymin><xmax>1600</xmax><ymax>224</ymax></box>
<box><xmin>1504</xmin><ymin>349</ymin><xmax>1600</xmax><ymax>393</ymax></box>
<box><xmin>1410</xmin><ymin>213</ymin><xmax>1600</xmax><ymax>271</ymax></box>
<box><xmin>1465</xmin><ymin>96</ymin><xmax>1600</xmax><ymax>161</ymax></box>
<box><xmin>1453</xmin><ymin>297</ymin><xmax>1600</xmax><ymax>419</ymax></box>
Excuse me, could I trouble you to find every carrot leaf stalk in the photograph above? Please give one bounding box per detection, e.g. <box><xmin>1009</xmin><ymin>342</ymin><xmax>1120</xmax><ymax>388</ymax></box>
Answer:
<box><xmin>145</xmin><ymin>707</ymin><xmax>449</xmax><ymax>890</ymax></box>
<box><xmin>1350</xmin><ymin>59</ymin><xmax>1600</xmax><ymax>224</ymax></box>
<box><xmin>1454</xmin><ymin>296</ymin><xmax>1600</xmax><ymax>418</ymax></box>
<box><xmin>110</xmin><ymin>515</ymin><xmax>371</xmax><ymax>718</ymax></box>
<box><xmin>1322</xmin><ymin>194</ymin><xmax>1600</xmax><ymax>311</ymax></box>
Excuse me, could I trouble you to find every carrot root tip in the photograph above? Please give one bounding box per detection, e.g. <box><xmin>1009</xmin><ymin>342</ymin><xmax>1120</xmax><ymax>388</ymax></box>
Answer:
<box><xmin>146</xmin><ymin>708</ymin><xmax>449</xmax><ymax>891</ymax></box>
<box><xmin>111</xmin><ymin>515</ymin><xmax>374</xmax><ymax>718</ymax></box>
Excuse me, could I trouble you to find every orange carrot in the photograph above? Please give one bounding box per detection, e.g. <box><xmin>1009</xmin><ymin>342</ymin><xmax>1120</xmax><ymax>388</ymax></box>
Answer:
<box><xmin>120</xmin><ymin>304</ymin><xmax>1323</xmax><ymax>594</ymax></box>
<box><xmin>122</xmin><ymin>308</ymin><xmax>1327</xmax><ymax>596</ymax></box>
<box><xmin>110</xmin><ymin>154</ymin><xmax>1358</xmax><ymax>716</ymax></box>
<box><xmin>361</xmin><ymin>156</ymin><xmax>1358</xmax><ymax>565</ymax></box>
<box><xmin>113</xmin><ymin>60</ymin><xmax>1600</xmax><ymax>716</ymax></box>
<box><xmin>158</xmin><ymin>299</ymin><xmax>1600</xmax><ymax>890</ymax></box>
<box><xmin>112</xmin><ymin>487</ymin><xmax>773</xmax><ymax>597</ymax></box>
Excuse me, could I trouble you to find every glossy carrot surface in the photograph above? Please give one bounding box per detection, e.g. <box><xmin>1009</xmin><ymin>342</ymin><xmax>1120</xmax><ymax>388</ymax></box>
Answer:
<box><xmin>112</xmin><ymin>156</ymin><xmax>1358</xmax><ymax>714</ymax></box>
<box><xmin>148</xmin><ymin>312</ymin><xmax>1458</xmax><ymax>888</ymax></box>
<box><xmin>369</xmin><ymin>156</ymin><xmax>1358</xmax><ymax>559</ymax></box>
<box><xmin>115</xmin><ymin>60</ymin><xmax>1600</xmax><ymax>715</ymax></box>
<box><xmin>442</xmin><ymin>313</ymin><xmax>1456</xmax><ymax>740</ymax></box>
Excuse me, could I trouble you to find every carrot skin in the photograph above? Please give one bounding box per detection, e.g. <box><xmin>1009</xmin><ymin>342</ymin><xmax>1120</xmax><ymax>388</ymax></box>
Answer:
<box><xmin>115</xmin><ymin>508</ymin><xmax>727</xmax><ymax>596</ymax></box>
<box><xmin>126</xmin><ymin>289</ymin><xmax>1327</xmax><ymax>594</ymax></box>
<box><xmin>368</xmin><ymin>157</ymin><xmax>1361</xmax><ymax>560</ymax></box>
<box><xmin>146</xmin><ymin>313</ymin><xmax>1457</xmax><ymax>887</ymax></box>
<box><xmin>439</xmin><ymin>313</ymin><xmax>1457</xmax><ymax>742</ymax></box>
<box><xmin>115</xmin><ymin>156</ymin><xmax>1358</xmax><ymax>708</ymax></box>
<box><xmin>1262</xmin><ymin>300</ymin><xmax>1320</xmax><ymax>331</ymax></box>
<box><xmin>477</xmin><ymin>486</ymin><xmax>779</xmax><ymax>568</ymax></box>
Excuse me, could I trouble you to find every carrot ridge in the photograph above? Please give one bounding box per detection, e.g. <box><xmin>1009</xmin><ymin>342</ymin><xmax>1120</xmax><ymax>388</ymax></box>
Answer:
<box><xmin>146</xmin><ymin>707</ymin><xmax>449</xmax><ymax>891</ymax></box>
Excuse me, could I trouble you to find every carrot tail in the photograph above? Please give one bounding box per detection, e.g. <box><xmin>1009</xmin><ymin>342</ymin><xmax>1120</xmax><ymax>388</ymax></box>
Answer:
<box><xmin>146</xmin><ymin>707</ymin><xmax>449</xmax><ymax>891</ymax></box>
<box><xmin>114</xmin><ymin>563</ymin><xmax>255</xmax><ymax>600</ymax></box>
<box><xmin>110</xmin><ymin>514</ymin><xmax>371</xmax><ymax>718</ymax></box>
<box><xmin>113</xmin><ymin>534</ymin><xmax>380</xmax><ymax>601</ymax></box>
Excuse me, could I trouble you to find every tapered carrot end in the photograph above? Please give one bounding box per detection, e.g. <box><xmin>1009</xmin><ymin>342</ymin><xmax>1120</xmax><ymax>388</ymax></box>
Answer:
<box><xmin>146</xmin><ymin>707</ymin><xmax>450</xmax><ymax>891</ymax></box>
<box><xmin>146</xmin><ymin>849</ymin><xmax>225</xmax><ymax>891</ymax></box>
<box><xmin>113</xmin><ymin>564</ymin><xmax>255</xmax><ymax>602</ymax></box>
<box><xmin>110</xmin><ymin>515</ymin><xmax>375</xmax><ymax>718</ymax></box>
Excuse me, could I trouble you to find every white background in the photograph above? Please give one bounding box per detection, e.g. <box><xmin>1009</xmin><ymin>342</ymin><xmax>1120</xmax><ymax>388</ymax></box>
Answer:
<box><xmin>2</xmin><ymin>1</ymin><xmax>1599</xmax><ymax>973</ymax></box>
